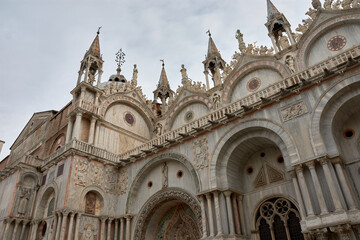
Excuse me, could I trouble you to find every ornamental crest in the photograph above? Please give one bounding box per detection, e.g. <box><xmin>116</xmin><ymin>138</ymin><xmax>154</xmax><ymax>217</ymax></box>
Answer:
<box><xmin>119</xmin><ymin>167</ymin><xmax>128</xmax><ymax>195</ymax></box>
<box><xmin>193</xmin><ymin>137</ymin><xmax>209</xmax><ymax>170</ymax></box>
<box><xmin>90</xmin><ymin>163</ymin><xmax>103</xmax><ymax>186</ymax></box>
<box><xmin>74</xmin><ymin>158</ymin><xmax>89</xmax><ymax>187</ymax></box>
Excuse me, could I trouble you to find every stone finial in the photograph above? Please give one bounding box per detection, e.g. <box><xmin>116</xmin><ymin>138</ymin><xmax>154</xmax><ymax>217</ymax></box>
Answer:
<box><xmin>235</xmin><ymin>30</ymin><xmax>246</xmax><ymax>53</ymax></box>
<box><xmin>0</xmin><ymin>140</ymin><xmax>4</xmax><ymax>154</ymax></box>
<box><xmin>312</xmin><ymin>0</ymin><xmax>322</xmax><ymax>10</ymax></box>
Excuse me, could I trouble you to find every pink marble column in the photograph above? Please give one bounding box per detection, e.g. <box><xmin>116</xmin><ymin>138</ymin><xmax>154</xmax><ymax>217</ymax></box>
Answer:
<box><xmin>232</xmin><ymin>195</ymin><xmax>241</xmax><ymax>235</ymax></box>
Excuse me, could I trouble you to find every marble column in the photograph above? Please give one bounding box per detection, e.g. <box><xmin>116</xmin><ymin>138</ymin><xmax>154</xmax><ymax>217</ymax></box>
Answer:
<box><xmin>296</xmin><ymin>165</ymin><xmax>314</xmax><ymax>216</ymax></box>
<box><xmin>205</xmin><ymin>193</ymin><xmax>215</xmax><ymax>236</ymax></box>
<box><xmin>290</xmin><ymin>171</ymin><xmax>306</xmax><ymax>220</ymax></box>
<box><xmin>125</xmin><ymin>216</ymin><xmax>131</xmax><ymax>240</ymax></box>
<box><xmin>213</xmin><ymin>191</ymin><xmax>223</xmax><ymax>236</ymax></box>
<box><xmin>224</xmin><ymin>191</ymin><xmax>235</xmax><ymax>235</ymax></box>
<box><xmin>318</xmin><ymin>158</ymin><xmax>343</xmax><ymax>211</ymax></box>
<box><xmin>333</xmin><ymin>159</ymin><xmax>357</xmax><ymax>210</ymax></box>
<box><xmin>199</xmin><ymin>195</ymin><xmax>208</xmax><ymax>238</ymax></box>
<box><xmin>0</xmin><ymin>219</ymin><xmax>9</xmax><ymax>240</ymax></box>
<box><xmin>119</xmin><ymin>218</ymin><xmax>124</xmax><ymax>240</ymax></box>
<box><xmin>59</xmin><ymin>211</ymin><xmax>69</xmax><ymax>240</ymax></box>
<box><xmin>94</xmin><ymin>122</ymin><xmax>100</xmax><ymax>146</ymax></box>
<box><xmin>88</xmin><ymin>117</ymin><xmax>97</xmax><ymax>145</ymax></box>
<box><xmin>72</xmin><ymin>112</ymin><xmax>83</xmax><ymax>140</ymax></box>
<box><xmin>100</xmin><ymin>218</ymin><xmax>106</xmax><ymax>240</ymax></box>
<box><xmin>270</xmin><ymin>35</ymin><xmax>279</xmax><ymax>53</ymax></box>
<box><xmin>107</xmin><ymin>218</ymin><xmax>113</xmax><ymax>240</ymax></box>
<box><xmin>55</xmin><ymin>213</ymin><xmax>63</xmax><ymax>240</ymax></box>
<box><xmin>49</xmin><ymin>215</ymin><xmax>58</xmax><ymax>240</ymax></box>
<box><xmin>237</xmin><ymin>195</ymin><xmax>246</xmax><ymax>235</ymax></box>
<box><xmin>204</xmin><ymin>70</ymin><xmax>210</xmax><ymax>90</ymax></box>
<box><xmin>285</xmin><ymin>27</ymin><xmax>296</xmax><ymax>45</ymax></box>
<box><xmin>232</xmin><ymin>195</ymin><xmax>241</xmax><ymax>235</ymax></box>
<box><xmin>306</xmin><ymin>161</ymin><xmax>328</xmax><ymax>214</ymax></box>
<box><xmin>11</xmin><ymin>220</ymin><xmax>20</xmax><ymax>240</ymax></box>
<box><xmin>73</xmin><ymin>213</ymin><xmax>81</xmax><ymax>240</ymax></box>
<box><xmin>67</xmin><ymin>212</ymin><xmax>75</xmax><ymax>240</ymax></box>
<box><xmin>65</xmin><ymin>118</ymin><xmax>74</xmax><ymax>143</ymax></box>
<box><xmin>30</xmin><ymin>220</ymin><xmax>40</xmax><ymax>240</ymax></box>
<box><xmin>19</xmin><ymin>221</ymin><xmax>28</xmax><ymax>240</ymax></box>
<box><xmin>114</xmin><ymin>219</ymin><xmax>119</xmax><ymax>240</ymax></box>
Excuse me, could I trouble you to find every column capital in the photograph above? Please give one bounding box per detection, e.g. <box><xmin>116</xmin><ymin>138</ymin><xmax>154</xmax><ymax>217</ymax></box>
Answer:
<box><xmin>14</xmin><ymin>219</ymin><xmax>22</xmax><ymax>224</ymax></box>
<box><xmin>125</xmin><ymin>215</ymin><xmax>132</xmax><ymax>220</ymax></box>
<box><xmin>205</xmin><ymin>192</ymin><xmax>212</xmax><ymax>199</ymax></box>
<box><xmin>237</xmin><ymin>194</ymin><xmax>244</xmax><ymax>201</ymax></box>
<box><xmin>69</xmin><ymin>211</ymin><xmax>76</xmax><ymax>217</ymax></box>
<box><xmin>305</xmin><ymin>160</ymin><xmax>315</xmax><ymax>169</ymax></box>
<box><xmin>75</xmin><ymin>110</ymin><xmax>84</xmax><ymax>117</ymax></box>
<box><xmin>224</xmin><ymin>190</ymin><xmax>233</xmax><ymax>197</ymax></box>
<box><xmin>329</xmin><ymin>224</ymin><xmax>351</xmax><ymax>234</ymax></box>
<box><xmin>212</xmin><ymin>190</ymin><xmax>219</xmax><ymax>197</ymax></box>
<box><xmin>331</xmin><ymin>157</ymin><xmax>343</xmax><ymax>165</ymax></box>
<box><xmin>31</xmin><ymin>219</ymin><xmax>41</xmax><ymax>225</ymax></box>
<box><xmin>295</xmin><ymin>165</ymin><xmax>303</xmax><ymax>174</ymax></box>
<box><xmin>317</xmin><ymin>156</ymin><xmax>329</xmax><ymax>165</ymax></box>
<box><xmin>100</xmin><ymin>217</ymin><xmax>108</xmax><ymax>222</ymax></box>
<box><xmin>91</xmin><ymin>116</ymin><xmax>98</xmax><ymax>121</ymax></box>
<box><xmin>120</xmin><ymin>217</ymin><xmax>125</xmax><ymax>222</ymax></box>
<box><xmin>108</xmin><ymin>217</ymin><xmax>114</xmax><ymax>221</ymax></box>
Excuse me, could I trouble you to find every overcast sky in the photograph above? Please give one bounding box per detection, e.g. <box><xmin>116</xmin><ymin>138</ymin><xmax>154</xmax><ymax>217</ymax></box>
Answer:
<box><xmin>0</xmin><ymin>0</ymin><xmax>311</xmax><ymax>159</ymax></box>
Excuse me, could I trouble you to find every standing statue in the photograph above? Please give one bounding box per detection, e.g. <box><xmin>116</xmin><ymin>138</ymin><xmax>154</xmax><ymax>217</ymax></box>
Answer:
<box><xmin>18</xmin><ymin>188</ymin><xmax>31</xmax><ymax>217</ymax></box>
<box><xmin>285</xmin><ymin>56</ymin><xmax>296</xmax><ymax>74</ymax></box>
<box><xmin>246</xmin><ymin>44</ymin><xmax>255</xmax><ymax>54</ymax></box>
<box><xmin>306</xmin><ymin>8</ymin><xmax>317</xmax><ymax>19</ymax></box>
<box><xmin>162</xmin><ymin>162</ymin><xmax>168</xmax><ymax>188</ymax></box>
<box><xmin>312</xmin><ymin>0</ymin><xmax>322</xmax><ymax>10</ymax></box>
<box><xmin>342</xmin><ymin>0</ymin><xmax>353</xmax><ymax>9</ymax></box>
<box><xmin>155</xmin><ymin>123</ymin><xmax>162</xmax><ymax>136</ymax></box>
<box><xmin>278</xmin><ymin>33</ymin><xmax>290</xmax><ymax>50</ymax></box>
<box><xmin>88</xmin><ymin>68</ymin><xmax>96</xmax><ymax>86</ymax></box>
<box><xmin>296</xmin><ymin>24</ymin><xmax>308</xmax><ymax>34</ymax></box>
<box><xmin>180</xmin><ymin>64</ymin><xmax>188</xmax><ymax>84</ymax></box>
<box><xmin>333</xmin><ymin>0</ymin><xmax>341</xmax><ymax>9</ymax></box>
<box><xmin>235</xmin><ymin>30</ymin><xmax>246</xmax><ymax>53</ymax></box>
<box><xmin>353</xmin><ymin>0</ymin><xmax>360</xmax><ymax>7</ymax></box>
<box><xmin>267</xmin><ymin>47</ymin><xmax>274</xmax><ymax>55</ymax></box>
<box><xmin>131</xmin><ymin>64</ymin><xmax>138</xmax><ymax>87</ymax></box>
<box><xmin>212</xmin><ymin>93</ymin><xmax>221</xmax><ymax>109</ymax></box>
<box><xmin>324</xmin><ymin>0</ymin><xmax>334</xmax><ymax>9</ymax></box>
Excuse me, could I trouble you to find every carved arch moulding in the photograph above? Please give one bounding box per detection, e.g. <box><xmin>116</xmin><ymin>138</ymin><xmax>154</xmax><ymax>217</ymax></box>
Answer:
<box><xmin>133</xmin><ymin>188</ymin><xmax>202</xmax><ymax>240</ymax></box>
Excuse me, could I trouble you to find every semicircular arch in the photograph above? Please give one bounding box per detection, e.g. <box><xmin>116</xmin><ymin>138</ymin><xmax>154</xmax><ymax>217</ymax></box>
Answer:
<box><xmin>210</xmin><ymin>119</ymin><xmax>299</xmax><ymax>189</ymax></box>
<box><xmin>126</xmin><ymin>153</ymin><xmax>201</xmax><ymax>213</ymax></box>
<box><xmin>310</xmin><ymin>74</ymin><xmax>360</xmax><ymax>156</ymax></box>
<box><xmin>34</xmin><ymin>183</ymin><xmax>58</xmax><ymax>219</ymax></box>
<box><xmin>297</xmin><ymin>14</ymin><xmax>360</xmax><ymax>70</ymax></box>
<box><xmin>223</xmin><ymin>61</ymin><xmax>290</xmax><ymax>104</ymax></box>
<box><xmin>79</xmin><ymin>185</ymin><xmax>108</xmax><ymax>215</ymax></box>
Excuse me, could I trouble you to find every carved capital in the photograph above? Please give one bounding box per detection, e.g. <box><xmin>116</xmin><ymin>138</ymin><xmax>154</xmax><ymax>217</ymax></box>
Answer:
<box><xmin>100</xmin><ymin>217</ymin><xmax>108</xmax><ymax>222</ymax></box>
<box><xmin>295</xmin><ymin>165</ymin><xmax>303</xmax><ymax>174</ymax></box>
<box><xmin>108</xmin><ymin>217</ymin><xmax>114</xmax><ymax>222</ymax></box>
<box><xmin>224</xmin><ymin>190</ymin><xmax>233</xmax><ymax>198</ymax></box>
<box><xmin>313</xmin><ymin>228</ymin><xmax>328</xmax><ymax>240</ymax></box>
<box><xmin>305</xmin><ymin>160</ymin><xmax>315</xmax><ymax>169</ymax></box>
<box><xmin>237</xmin><ymin>194</ymin><xmax>244</xmax><ymax>202</ymax></box>
<box><xmin>330</xmin><ymin>224</ymin><xmax>351</xmax><ymax>239</ymax></box>
<box><xmin>205</xmin><ymin>193</ymin><xmax>212</xmax><ymax>199</ymax></box>
<box><xmin>212</xmin><ymin>191</ymin><xmax>219</xmax><ymax>198</ymax></box>
<box><xmin>318</xmin><ymin>157</ymin><xmax>329</xmax><ymax>165</ymax></box>
<box><xmin>331</xmin><ymin>157</ymin><xmax>343</xmax><ymax>165</ymax></box>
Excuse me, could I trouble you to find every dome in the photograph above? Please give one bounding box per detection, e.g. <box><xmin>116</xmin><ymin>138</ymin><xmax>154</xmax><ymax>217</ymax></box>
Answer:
<box><xmin>109</xmin><ymin>74</ymin><xmax>127</xmax><ymax>83</ymax></box>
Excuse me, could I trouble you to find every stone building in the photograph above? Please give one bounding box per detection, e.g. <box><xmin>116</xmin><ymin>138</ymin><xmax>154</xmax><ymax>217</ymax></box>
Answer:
<box><xmin>1</xmin><ymin>0</ymin><xmax>360</xmax><ymax>239</ymax></box>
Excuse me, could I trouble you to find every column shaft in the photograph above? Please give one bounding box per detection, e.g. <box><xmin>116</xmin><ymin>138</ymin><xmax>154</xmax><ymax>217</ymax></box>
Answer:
<box><xmin>72</xmin><ymin>112</ymin><xmax>83</xmax><ymax>140</ymax></box>
<box><xmin>206</xmin><ymin>193</ymin><xmax>215</xmax><ymax>236</ymax></box>
<box><xmin>94</xmin><ymin>123</ymin><xmax>100</xmax><ymax>146</ymax></box>
<box><xmin>59</xmin><ymin>213</ymin><xmax>69</xmax><ymax>240</ymax></box>
<box><xmin>88</xmin><ymin>117</ymin><xmax>97</xmax><ymax>145</ymax></box>
<box><xmin>306</xmin><ymin>161</ymin><xmax>328</xmax><ymax>214</ymax></box>
<box><xmin>224</xmin><ymin>191</ymin><xmax>235</xmax><ymax>235</ymax></box>
<box><xmin>319</xmin><ymin>158</ymin><xmax>343</xmax><ymax>211</ymax></box>
<box><xmin>67</xmin><ymin>213</ymin><xmax>75</xmax><ymax>240</ymax></box>
<box><xmin>232</xmin><ymin>195</ymin><xmax>241</xmax><ymax>235</ymax></box>
<box><xmin>296</xmin><ymin>166</ymin><xmax>314</xmax><ymax>216</ymax></box>
<box><xmin>114</xmin><ymin>220</ymin><xmax>119</xmax><ymax>240</ymax></box>
<box><xmin>73</xmin><ymin>214</ymin><xmax>81</xmax><ymax>240</ymax></box>
<box><xmin>11</xmin><ymin>221</ymin><xmax>20</xmax><ymax>240</ymax></box>
<box><xmin>19</xmin><ymin>222</ymin><xmax>28</xmax><ymax>240</ymax></box>
<box><xmin>50</xmin><ymin>216</ymin><xmax>58</xmax><ymax>240</ymax></box>
<box><xmin>291</xmin><ymin>174</ymin><xmax>306</xmax><ymax>219</ymax></box>
<box><xmin>0</xmin><ymin>220</ymin><xmax>9</xmax><ymax>240</ymax></box>
<box><xmin>65</xmin><ymin>119</ymin><xmax>74</xmax><ymax>143</ymax></box>
<box><xmin>125</xmin><ymin>217</ymin><xmax>131</xmax><ymax>240</ymax></box>
<box><xmin>334</xmin><ymin>161</ymin><xmax>357</xmax><ymax>210</ymax></box>
<box><xmin>55</xmin><ymin>214</ymin><xmax>63</xmax><ymax>240</ymax></box>
<box><xmin>107</xmin><ymin>219</ymin><xmax>113</xmax><ymax>240</ymax></box>
<box><xmin>213</xmin><ymin>192</ymin><xmax>223</xmax><ymax>235</ymax></box>
<box><xmin>100</xmin><ymin>219</ymin><xmax>106</xmax><ymax>240</ymax></box>
<box><xmin>199</xmin><ymin>196</ymin><xmax>208</xmax><ymax>238</ymax></box>
<box><xmin>119</xmin><ymin>218</ymin><xmax>124</xmax><ymax>240</ymax></box>
<box><xmin>237</xmin><ymin>196</ymin><xmax>246</xmax><ymax>235</ymax></box>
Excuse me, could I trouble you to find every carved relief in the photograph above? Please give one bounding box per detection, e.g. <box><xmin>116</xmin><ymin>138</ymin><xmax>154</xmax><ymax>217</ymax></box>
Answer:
<box><xmin>80</xmin><ymin>216</ymin><xmax>99</xmax><ymax>240</ymax></box>
<box><xmin>17</xmin><ymin>187</ymin><xmax>32</xmax><ymax>217</ymax></box>
<box><xmin>280</xmin><ymin>101</ymin><xmax>308</xmax><ymax>122</ymax></box>
<box><xmin>327</xmin><ymin>35</ymin><xmax>347</xmax><ymax>51</ymax></box>
<box><xmin>162</xmin><ymin>162</ymin><xmax>168</xmax><ymax>189</ymax></box>
<box><xmin>193</xmin><ymin>137</ymin><xmax>209</xmax><ymax>170</ymax></box>
<box><xmin>247</xmin><ymin>78</ymin><xmax>261</xmax><ymax>92</ymax></box>
<box><xmin>105</xmin><ymin>167</ymin><xmax>118</xmax><ymax>194</ymax></box>
<box><xmin>81</xmin><ymin>223</ymin><xmax>96</xmax><ymax>240</ymax></box>
<box><xmin>74</xmin><ymin>159</ymin><xmax>89</xmax><ymax>187</ymax></box>
<box><xmin>90</xmin><ymin>163</ymin><xmax>103</xmax><ymax>186</ymax></box>
<box><xmin>119</xmin><ymin>167</ymin><xmax>128</xmax><ymax>195</ymax></box>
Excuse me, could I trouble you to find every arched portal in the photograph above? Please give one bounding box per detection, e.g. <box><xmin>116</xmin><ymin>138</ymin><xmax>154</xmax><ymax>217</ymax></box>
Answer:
<box><xmin>133</xmin><ymin>188</ymin><xmax>202</xmax><ymax>240</ymax></box>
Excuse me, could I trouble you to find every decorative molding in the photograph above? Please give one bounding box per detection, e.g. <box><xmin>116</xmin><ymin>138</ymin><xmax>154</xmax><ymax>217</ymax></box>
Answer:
<box><xmin>280</xmin><ymin>101</ymin><xmax>308</xmax><ymax>122</ymax></box>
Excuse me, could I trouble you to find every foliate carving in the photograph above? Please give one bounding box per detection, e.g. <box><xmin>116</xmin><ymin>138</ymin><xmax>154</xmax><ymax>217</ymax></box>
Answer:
<box><xmin>133</xmin><ymin>189</ymin><xmax>202</xmax><ymax>240</ymax></box>
<box><xmin>74</xmin><ymin>159</ymin><xmax>89</xmax><ymax>187</ymax></box>
<box><xmin>280</xmin><ymin>101</ymin><xmax>308</xmax><ymax>122</ymax></box>
<box><xmin>105</xmin><ymin>167</ymin><xmax>118</xmax><ymax>194</ymax></box>
<box><xmin>119</xmin><ymin>167</ymin><xmax>128</xmax><ymax>195</ymax></box>
<box><xmin>193</xmin><ymin>137</ymin><xmax>209</xmax><ymax>170</ymax></box>
<box><xmin>90</xmin><ymin>163</ymin><xmax>103</xmax><ymax>186</ymax></box>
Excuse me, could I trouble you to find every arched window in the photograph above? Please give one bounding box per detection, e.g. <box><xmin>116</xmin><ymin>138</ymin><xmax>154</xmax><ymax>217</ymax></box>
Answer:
<box><xmin>47</xmin><ymin>198</ymin><xmax>55</xmax><ymax>217</ymax></box>
<box><xmin>256</xmin><ymin>197</ymin><xmax>304</xmax><ymax>240</ymax></box>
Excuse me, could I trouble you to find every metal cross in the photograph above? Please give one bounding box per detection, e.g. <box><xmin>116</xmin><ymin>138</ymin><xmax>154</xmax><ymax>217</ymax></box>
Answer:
<box><xmin>115</xmin><ymin>49</ymin><xmax>126</xmax><ymax>67</ymax></box>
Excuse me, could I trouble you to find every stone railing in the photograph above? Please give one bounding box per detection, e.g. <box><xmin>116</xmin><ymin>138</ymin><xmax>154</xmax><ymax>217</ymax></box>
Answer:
<box><xmin>67</xmin><ymin>99</ymin><xmax>98</xmax><ymax>116</ymax></box>
<box><xmin>42</xmin><ymin>45</ymin><xmax>360</xmax><ymax>165</ymax></box>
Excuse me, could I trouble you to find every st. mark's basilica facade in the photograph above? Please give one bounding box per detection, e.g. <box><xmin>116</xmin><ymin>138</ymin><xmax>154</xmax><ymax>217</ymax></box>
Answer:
<box><xmin>1</xmin><ymin>0</ymin><xmax>360</xmax><ymax>239</ymax></box>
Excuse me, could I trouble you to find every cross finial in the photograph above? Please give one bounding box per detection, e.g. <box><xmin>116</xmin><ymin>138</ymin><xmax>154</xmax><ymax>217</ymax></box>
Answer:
<box><xmin>97</xmin><ymin>26</ymin><xmax>102</xmax><ymax>35</ymax></box>
<box><xmin>160</xmin><ymin>59</ymin><xmax>165</xmax><ymax>67</ymax></box>
<box><xmin>115</xmin><ymin>49</ymin><xmax>126</xmax><ymax>67</ymax></box>
<box><xmin>206</xmin><ymin>29</ymin><xmax>211</xmax><ymax>37</ymax></box>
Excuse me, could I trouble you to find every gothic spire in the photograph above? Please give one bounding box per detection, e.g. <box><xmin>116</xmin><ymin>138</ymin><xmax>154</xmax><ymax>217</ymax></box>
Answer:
<box><xmin>206</xmin><ymin>30</ymin><xmax>221</xmax><ymax>59</ymax></box>
<box><xmin>157</xmin><ymin>60</ymin><xmax>170</xmax><ymax>88</ymax></box>
<box><xmin>86</xmin><ymin>28</ymin><xmax>101</xmax><ymax>58</ymax></box>
<box><xmin>267</xmin><ymin>0</ymin><xmax>280</xmax><ymax>21</ymax></box>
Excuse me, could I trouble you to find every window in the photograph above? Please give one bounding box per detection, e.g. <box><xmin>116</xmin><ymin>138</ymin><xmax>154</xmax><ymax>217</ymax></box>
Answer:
<box><xmin>57</xmin><ymin>164</ymin><xmax>64</xmax><ymax>177</ymax></box>
<box><xmin>41</xmin><ymin>174</ymin><xmax>47</xmax><ymax>186</ymax></box>
<box><xmin>256</xmin><ymin>197</ymin><xmax>304</xmax><ymax>240</ymax></box>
